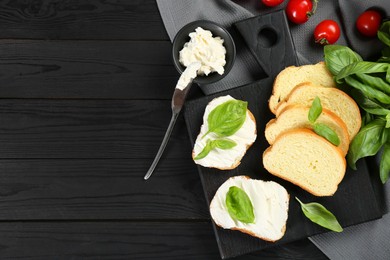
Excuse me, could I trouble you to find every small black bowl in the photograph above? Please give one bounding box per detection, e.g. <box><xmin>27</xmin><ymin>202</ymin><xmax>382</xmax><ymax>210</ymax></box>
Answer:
<box><xmin>172</xmin><ymin>20</ymin><xmax>236</xmax><ymax>85</ymax></box>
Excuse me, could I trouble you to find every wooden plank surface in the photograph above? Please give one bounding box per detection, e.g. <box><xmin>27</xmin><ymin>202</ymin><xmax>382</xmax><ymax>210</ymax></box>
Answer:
<box><xmin>0</xmin><ymin>158</ymin><xmax>208</xmax><ymax>220</ymax></box>
<box><xmin>0</xmin><ymin>0</ymin><xmax>332</xmax><ymax>258</ymax></box>
<box><xmin>0</xmin><ymin>222</ymin><xmax>326</xmax><ymax>260</ymax></box>
<box><xmin>0</xmin><ymin>40</ymin><xmax>179</xmax><ymax>99</ymax></box>
<box><xmin>0</xmin><ymin>0</ymin><xmax>168</xmax><ymax>40</ymax></box>
<box><xmin>0</xmin><ymin>99</ymin><xmax>191</xmax><ymax>158</ymax></box>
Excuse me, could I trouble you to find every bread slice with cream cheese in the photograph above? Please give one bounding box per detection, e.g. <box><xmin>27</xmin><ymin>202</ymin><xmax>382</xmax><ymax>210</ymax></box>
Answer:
<box><xmin>265</xmin><ymin>104</ymin><xmax>350</xmax><ymax>155</ymax></box>
<box><xmin>263</xmin><ymin>129</ymin><xmax>346</xmax><ymax>196</ymax></box>
<box><xmin>192</xmin><ymin>95</ymin><xmax>257</xmax><ymax>170</ymax></box>
<box><xmin>210</xmin><ymin>175</ymin><xmax>289</xmax><ymax>242</ymax></box>
<box><xmin>269</xmin><ymin>62</ymin><xmax>335</xmax><ymax>114</ymax></box>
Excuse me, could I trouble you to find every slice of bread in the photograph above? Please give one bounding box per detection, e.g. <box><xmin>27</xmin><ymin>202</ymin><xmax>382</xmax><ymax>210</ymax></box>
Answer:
<box><xmin>263</xmin><ymin>129</ymin><xmax>346</xmax><ymax>196</ymax></box>
<box><xmin>192</xmin><ymin>95</ymin><xmax>257</xmax><ymax>170</ymax></box>
<box><xmin>275</xmin><ymin>82</ymin><xmax>361</xmax><ymax>140</ymax></box>
<box><xmin>265</xmin><ymin>104</ymin><xmax>350</xmax><ymax>155</ymax></box>
<box><xmin>210</xmin><ymin>175</ymin><xmax>289</xmax><ymax>242</ymax></box>
<box><xmin>269</xmin><ymin>62</ymin><xmax>335</xmax><ymax>114</ymax></box>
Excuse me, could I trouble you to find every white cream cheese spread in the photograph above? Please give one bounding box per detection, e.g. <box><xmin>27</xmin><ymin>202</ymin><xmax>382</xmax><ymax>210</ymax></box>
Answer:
<box><xmin>179</xmin><ymin>27</ymin><xmax>226</xmax><ymax>76</ymax></box>
<box><xmin>175</xmin><ymin>61</ymin><xmax>201</xmax><ymax>90</ymax></box>
<box><xmin>193</xmin><ymin>95</ymin><xmax>256</xmax><ymax>169</ymax></box>
<box><xmin>210</xmin><ymin>176</ymin><xmax>289</xmax><ymax>241</ymax></box>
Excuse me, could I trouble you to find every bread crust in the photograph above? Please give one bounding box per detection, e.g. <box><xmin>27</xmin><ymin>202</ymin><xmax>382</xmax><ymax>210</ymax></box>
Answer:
<box><xmin>274</xmin><ymin>81</ymin><xmax>312</xmax><ymax>116</ymax></box>
<box><xmin>263</xmin><ymin>128</ymin><xmax>346</xmax><ymax>197</ymax></box>
<box><xmin>192</xmin><ymin>108</ymin><xmax>257</xmax><ymax>170</ymax></box>
<box><xmin>269</xmin><ymin>62</ymin><xmax>335</xmax><ymax>114</ymax></box>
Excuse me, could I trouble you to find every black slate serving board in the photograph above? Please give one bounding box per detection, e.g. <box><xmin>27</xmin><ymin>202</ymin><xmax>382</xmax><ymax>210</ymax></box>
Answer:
<box><xmin>183</xmin><ymin>11</ymin><xmax>383</xmax><ymax>259</ymax></box>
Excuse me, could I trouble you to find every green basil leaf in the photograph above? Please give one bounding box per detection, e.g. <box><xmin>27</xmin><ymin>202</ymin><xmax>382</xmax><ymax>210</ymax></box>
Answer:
<box><xmin>194</xmin><ymin>138</ymin><xmax>237</xmax><ymax>160</ymax></box>
<box><xmin>313</xmin><ymin>123</ymin><xmax>340</xmax><ymax>146</ymax></box>
<box><xmin>362</xmin><ymin>111</ymin><xmax>374</xmax><ymax>126</ymax></box>
<box><xmin>355</xmin><ymin>73</ymin><xmax>390</xmax><ymax>95</ymax></box>
<box><xmin>380</xmin><ymin>143</ymin><xmax>390</xmax><ymax>184</ymax></box>
<box><xmin>194</xmin><ymin>139</ymin><xmax>215</xmax><ymax>160</ymax></box>
<box><xmin>351</xmin><ymin>89</ymin><xmax>390</xmax><ymax>116</ymax></box>
<box><xmin>214</xmin><ymin>139</ymin><xmax>237</xmax><ymax>150</ymax></box>
<box><xmin>387</xmin><ymin>64</ymin><xmax>390</xmax><ymax>84</ymax></box>
<box><xmin>345</xmin><ymin>76</ymin><xmax>390</xmax><ymax>105</ymax></box>
<box><xmin>336</xmin><ymin>62</ymin><xmax>389</xmax><ymax>84</ymax></box>
<box><xmin>226</xmin><ymin>186</ymin><xmax>255</xmax><ymax>224</ymax></box>
<box><xmin>378</xmin><ymin>47</ymin><xmax>390</xmax><ymax>63</ymax></box>
<box><xmin>204</xmin><ymin>100</ymin><xmax>247</xmax><ymax>138</ymax></box>
<box><xmin>308</xmin><ymin>96</ymin><xmax>322</xmax><ymax>123</ymax></box>
<box><xmin>386</xmin><ymin>113</ymin><xmax>390</xmax><ymax>128</ymax></box>
<box><xmin>378</xmin><ymin>21</ymin><xmax>390</xmax><ymax>47</ymax></box>
<box><xmin>296</xmin><ymin>197</ymin><xmax>343</xmax><ymax>232</ymax></box>
<box><xmin>324</xmin><ymin>45</ymin><xmax>363</xmax><ymax>76</ymax></box>
<box><xmin>347</xmin><ymin>119</ymin><xmax>386</xmax><ymax>170</ymax></box>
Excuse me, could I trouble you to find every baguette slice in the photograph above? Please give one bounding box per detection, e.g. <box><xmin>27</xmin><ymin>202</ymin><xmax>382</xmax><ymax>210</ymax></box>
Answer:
<box><xmin>275</xmin><ymin>82</ymin><xmax>361</xmax><ymax>140</ymax></box>
<box><xmin>269</xmin><ymin>62</ymin><xmax>335</xmax><ymax>114</ymax></box>
<box><xmin>263</xmin><ymin>129</ymin><xmax>346</xmax><ymax>196</ymax></box>
<box><xmin>192</xmin><ymin>95</ymin><xmax>257</xmax><ymax>170</ymax></box>
<box><xmin>265</xmin><ymin>104</ymin><xmax>350</xmax><ymax>155</ymax></box>
<box><xmin>210</xmin><ymin>175</ymin><xmax>289</xmax><ymax>242</ymax></box>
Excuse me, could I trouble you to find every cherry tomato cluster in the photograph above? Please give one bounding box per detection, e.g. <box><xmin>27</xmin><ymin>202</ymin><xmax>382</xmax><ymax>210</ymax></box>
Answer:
<box><xmin>261</xmin><ymin>0</ymin><xmax>384</xmax><ymax>45</ymax></box>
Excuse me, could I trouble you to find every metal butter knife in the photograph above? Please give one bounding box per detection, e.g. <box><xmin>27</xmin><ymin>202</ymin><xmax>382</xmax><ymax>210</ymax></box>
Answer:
<box><xmin>144</xmin><ymin>79</ymin><xmax>195</xmax><ymax>180</ymax></box>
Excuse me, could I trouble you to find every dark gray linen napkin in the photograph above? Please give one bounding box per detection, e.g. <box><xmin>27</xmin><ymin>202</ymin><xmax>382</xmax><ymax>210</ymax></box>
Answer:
<box><xmin>157</xmin><ymin>0</ymin><xmax>390</xmax><ymax>259</ymax></box>
<box><xmin>310</xmin><ymin>181</ymin><xmax>390</xmax><ymax>260</ymax></box>
<box><xmin>157</xmin><ymin>0</ymin><xmax>262</xmax><ymax>94</ymax></box>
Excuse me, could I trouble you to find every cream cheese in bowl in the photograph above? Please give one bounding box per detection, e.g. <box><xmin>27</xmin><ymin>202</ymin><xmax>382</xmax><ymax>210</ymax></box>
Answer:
<box><xmin>172</xmin><ymin>20</ymin><xmax>236</xmax><ymax>87</ymax></box>
<box><xmin>179</xmin><ymin>27</ymin><xmax>226</xmax><ymax>76</ymax></box>
<box><xmin>175</xmin><ymin>27</ymin><xmax>227</xmax><ymax>90</ymax></box>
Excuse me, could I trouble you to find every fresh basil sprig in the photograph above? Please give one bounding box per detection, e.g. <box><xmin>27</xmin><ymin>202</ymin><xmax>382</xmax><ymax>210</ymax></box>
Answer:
<box><xmin>203</xmin><ymin>100</ymin><xmax>247</xmax><ymax>138</ymax></box>
<box><xmin>307</xmin><ymin>97</ymin><xmax>340</xmax><ymax>146</ymax></box>
<box><xmin>324</xmin><ymin>28</ymin><xmax>390</xmax><ymax>183</ymax></box>
<box><xmin>296</xmin><ymin>197</ymin><xmax>343</xmax><ymax>232</ymax></box>
<box><xmin>226</xmin><ymin>186</ymin><xmax>255</xmax><ymax>224</ymax></box>
<box><xmin>194</xmin><ymin>139</ymin><xmax>237</xmax><ymax>160</ymax></box>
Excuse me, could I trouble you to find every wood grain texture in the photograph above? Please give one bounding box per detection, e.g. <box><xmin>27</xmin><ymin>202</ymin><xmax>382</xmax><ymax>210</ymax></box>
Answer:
<box><xmin>0</xmin><ymin>40</ymin><xmax>179</xmax><ymax>99</ymax></box>
<box><xmin>0</xmin><ymin>0</ymin><xmax>336</xmax><ymax>258</ymax></box>
<box><xmin>0</xmin><ymin>0</ymin><xmax>168</xmax><ymax>40</ymax></box>
<box><xmin>0</xmin><ymin>158</ymin><xmax>207</xmax><ymax>220</ymax></box>
<box><xmin>0</xmin><ymin>222</ymin><xmax>327</xmax><ymax>259</ymax></box>
<box><xmin>0</xmin><ymin>99</ymin><xmax>191</xmax><ymax>158</ymax></box>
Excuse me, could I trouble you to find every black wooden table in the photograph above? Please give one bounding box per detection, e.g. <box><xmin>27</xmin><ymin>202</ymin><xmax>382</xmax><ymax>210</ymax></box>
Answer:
<box><xmin>0</xmin><ymin>1</ymin><xmax>328</xmax><ymax>259</ymax></box>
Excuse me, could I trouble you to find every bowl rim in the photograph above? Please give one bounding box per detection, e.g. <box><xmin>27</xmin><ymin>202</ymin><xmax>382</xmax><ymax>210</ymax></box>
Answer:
<box><xmin>172</xmin><ymin>20</ymin><xmax>236</xmax><ymax>85</ymax></box>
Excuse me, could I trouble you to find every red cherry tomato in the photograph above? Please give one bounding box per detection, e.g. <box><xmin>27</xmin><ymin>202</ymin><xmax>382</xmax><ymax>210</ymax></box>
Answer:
<box><xmin>314</xmin><ymin>20</ymin><xmax>341</xmax><ymax>45</ymax></box>
<box><xmin>286</xmin><ymin>0</ymin><xmax>316</xmax><ymax>24</ymax></box>
<box><xmin>262</xmin><ymin>0</ymin><xmax>284</xmax><ymax>7</ymax></box>
<box><xmin>356</xmin><ymin>10</ymin><xmax>382</xmax><ymax>37</ymax></box>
